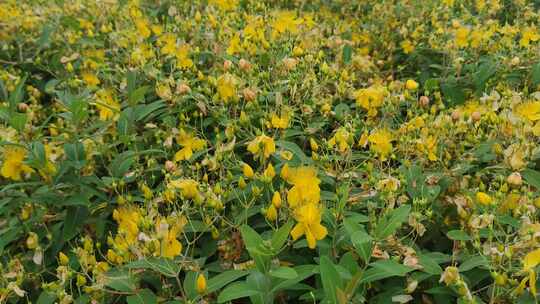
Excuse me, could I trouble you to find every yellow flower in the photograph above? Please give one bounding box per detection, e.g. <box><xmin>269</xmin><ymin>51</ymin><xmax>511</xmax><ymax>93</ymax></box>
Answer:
<box><xmin>272</xmin><ymin>191</ymin><xmax>282</xmax><ymax>208</ymax></box>
<box><xmin>355</xmin><ymin>85</ymin><xmax>386</xmax><ymax>117</ymax></box>
<box><xmin>290</xmin><ymin>203</ymin><xmax>327</xmax><ymax>249</ymax></box>
<box><xmin>209</xmin><ymin>0</ymin><xmax>238</xmax><ymax>11</ymax></box>
<box><xmin>174</xmin><ymin>130</ymin><xmax>206</xmax><ymax>161</ymax></box>
<box><xmin>515</xmin><ymin>102</ymin><xmax>540</xmax><ymax>122</ymax></box>
<box><xmin>158</xmin><ymin>217</ymin><xmax>185</xmax><ymax>259</ymax></box>
<box><xmin>524</xmin><ymin>249</ymin><xmax>540</xmax><ymax>271</ymax></box>
<box><xmin>271</xmin><ymin>113</ymin><xmax>290</xmax><ymax>129</ymax></box>
<box><xmin>368</xmin><ymin>129</ymin><xmax>393</xmax><ymax>161</ymax></box>
<box><xmin>476</xmin><ymin>192</ymin><xmax>493</xmax><ymax>205</ymax></box>
<box><xmin>196</xmin><ymin>273</ymin><xmax>207</xmax><ymax>294</ymax></box>
<box><xmin>263</xmin><ymin>163</ymin><xmax>276</xmax><ymax>180</ymax></box>
<box><xmin>242</xmin><ymin>163</ymin><xmax>255</xmax><ymax>178</ymax></box>
<box><xmin>82</xmin><ymin>71</ymin><xmax>100</xmax><ymax>87</ymax></box>
<box><xmin>175</xmin><ymin>45</ymin><xmax>193</xmax><ymax>69</ymax></box>
<box><xmin>95</xmin><ymin>89</ymin><xmax>120</xmax><ymax>121</ymax></box>
<box><xmin>405</xmin><ymin>79</ymin><xmax>419</xmax><ymax>90</ymax></box>
<box><xmin>134</xmin><ymin>18</ymin><xmax>151</xmax><ymax>38</ymax></box>
<box><xmin>328</xmin><ymin>127</ymin><xmax>352</xmax><ymax>153</ymax></box>
<box><xmin>523</xmin><ymin>249</ymin><xmax>540</xmax><ymax>297</ymax></box>
<box><xmin>284</xmin><ymin>166</ymin><xmax>320</xmax><ymax>208</ymax></box>
<box><xmin>266</xmin><ymin>204</ymin><xmax>278</xmax><ymax>221</ymax></box>
<box><xmin>59</xmin><ymin>252</ymin><xmax>69</xmax><ymax>266</ymax></box>
<box><xmin>1</xmin><ymin>146</ymin><xmax>33</xmax><ymax>181</ymax></box>
<box><xmin>217</xmin><ymin>73</ymin><xmax>236</xmax><ymax>101</ymax></box>
<box><xmin>401</xmin><ymin>40</ymin><xmax>415</xmax><ymax>54</ymax></box>
<box><xmin>112</xmin><ymin>207</ymin><xmax>140</xmax><ymax>244</ymax></box>
<box><xmin>455</xmin><ymin>27</ymin><xmax>470</xmax><ymax>47</ymax></box>
<box><xmin>247</xmin><ymin>135</ymin><xmax>276</xmax><ymax>159</ymax></box>
<box><xmin>170</xmin><ymin>179</ymin><xmax>200</xmax><ymax>200</ymax></box>
<box><xmin>227</xmin><ymin>33</ymin><xmax>242</xmax><ymax>55</ymax></box>
<box><xmin>520</xmin><ymin>26</ymin><xmax>540</xmax><ymax>47</ymax></box>
<box><xmin>271</xmin><ymin>11</ymin><xmax>302</xmax><ymax>37</ymax></box>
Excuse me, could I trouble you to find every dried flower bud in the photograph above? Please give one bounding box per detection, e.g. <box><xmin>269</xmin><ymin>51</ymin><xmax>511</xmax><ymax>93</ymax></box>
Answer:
<box><xmin>243</xmin><ymin>88</ymin><xmax>256</xmax><ymax>102</ymax></box>
<box><xmin>239</xmin><ymin>59</ymin><xmax>251</xmax><ymax>71</ymax></box>
<box><xmin>507</xmin><ymin>172</ymin><xmax>522</xmax><ymax>186</ymax></box>
<box><xmin>165</xmin><ymin>160</ymin><xmax>176</xmax><ymax>172</ymax></box>
<box><xmin>419</xmin><ymin>96</ymin><xmax>430</xmax><ymax>107</ymax></box>
<box><xmin>176</xmin><ymin>83</ymin><xmax>191</xmax><ymax>94</ymax></box>
<box><xmin>223</xmin><ymin>60</ymin><xmax>233</xmax><ymax>70</ymax></box>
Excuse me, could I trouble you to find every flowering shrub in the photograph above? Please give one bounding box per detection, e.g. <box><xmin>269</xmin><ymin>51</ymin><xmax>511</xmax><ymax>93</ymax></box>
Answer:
<box><xmin>2</xmin><ymin>0</ymin><xmax>540</xmax><ymax>303</ymax></box>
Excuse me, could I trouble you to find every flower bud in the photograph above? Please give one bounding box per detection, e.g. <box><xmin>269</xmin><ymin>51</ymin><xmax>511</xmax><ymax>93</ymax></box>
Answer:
<box><xmin>196</xmin><ymin>273</ymin><xmax>207</xmax><ymax>294</ymax></box>
<box><xmin>239</xmin><ymin>59</ymin><xmax>251</xmax><ymax>71</ymax></box>
<box><xmin>419</xmin><ymin>96</ymin><xmax>429</xmax><ymax>107</ymax></box>
<box><xmin>507</xmin><ymin>172</ymin><xmax>522</xmax><ymax>187</ymax></box>
<box><xmin>243</xmin><ymin>88</ymin><xmax>256</xmax><ymax>102</ymax></box>
<box><xmin>223</xmin><ymin>60</ymin><xmax>233</xmax><ymax>70</ymax></box>
<box><xmin>176</xmin><ymin>83</ymin><xmax>191</xmax><ymax>95</ymax></box>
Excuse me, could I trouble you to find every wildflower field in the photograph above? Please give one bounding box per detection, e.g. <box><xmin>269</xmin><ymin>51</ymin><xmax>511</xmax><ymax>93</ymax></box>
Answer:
<box><xmin>4</xmin><ymin>0</ymin><xmax>540</xmax><ymax>303</ymax></box>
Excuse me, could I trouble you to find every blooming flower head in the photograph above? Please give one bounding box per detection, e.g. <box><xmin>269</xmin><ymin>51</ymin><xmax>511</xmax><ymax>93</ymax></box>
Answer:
<box><xmin>95</xmin><ymin>89</ymin><xmax>120</xmax><ymax>121</ymax></box>
<box><xmin>515</xmin><ymin>102</ymin><xmax>540</xmax><ymax>122</ymax></box>
<box><xmin>174</xmin><ymin>129</ymin><xmax>206</xmax><ymax>161</ymax></box>
<box><xmin>282</xmin><ymin>166</ymin><xmax>320</xmax><ymax>208</ymax></box>
<box><xmin>355</xmin><ymin>85</ymin><xmax>386</xmax><ymax>117</ymax></box>
<box><xmin>290</xmin><ymin>203</ymin><xmax>327</xmax><ymax>249</ymax></box>
<box><xmin>1</xmin><ymin>146</ymin><xmax>33</xmax><ymax>181</ymax></box>
<box><xmin>217</xmin><ymin>73</ymin><xmax>236</xmax><ymax>102</ymax></box>
<box><xmin>368</xmin><ymin>129</ymin><xmax>393</xmax><ymax>161</ymax></box>
<box><xmin>247</xmin><ymin>134</ymin><xmax>276</xmax><ymax>159</ymax></box>
<box><xmin>157</xmin><ymin>216</ymin><xmax>186</xmax><ymax>258</ymax></box>
<box><xmin>170</xmin><ymin>179</ymin><xmax>200</xmax><ymax>201</ymax></box>
<box><xmin>112</xmin><ymin>207</ymin><xmax>141</xmax><ymax>245</ymax></box>
<box><xmin>271</xmin><ymin>11</ymin><xmax>302</xmax><ymax>38</ymax></box>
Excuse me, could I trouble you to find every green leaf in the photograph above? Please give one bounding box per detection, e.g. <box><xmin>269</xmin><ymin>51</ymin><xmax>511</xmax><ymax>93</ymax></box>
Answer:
<box><xmin>37</xmin><ymin>291</ymin><xmax>56</xmax><ymax>304</ymax></box>
<box><xmin>63</xmin><ymin>206</ymin><xmax>89</xmax><ymax>241</ymax></box>
<box><xmin>319</xmin><ymin>255</ymin><xmax>343</xmax><ymax>304</ymax></box>
<box><xmin>239</xmin><ymin>225</ymin><xmax>272</xmax><ymax>272</ymax></box>
<box><xmin>271</xmin><ymin>265</ymin><xmax>316</xmax><ymax>292</ymax></box>
<box><xmin>37</xmin><ymin>24</ymin><xmax>55</xmax><ymax>49</ymax></box>
<box><xmin>271</xmin><ymin>220</ymin><xmax>294</xmax><ymax>252</ymax></box>
<box><xmin>207</xmin><ymin>270</ymin><xmax>249</xmax><ymax>294</ymax></box>
<box><xmin>9</xmin><ymin>75</ymin><xmax>27</xmax><ymax>111</ymax></box>
<box><xmin>532</xmin><ymin>62</ymin><xmax>540</xmax><ymax>87</ymax></box>
<box><xmin>418</xmin><ymin>253</ymin><xmax>443</xmax><ymax>275</ymax></box>
<box><xmin>342</xmin><ymin>44</ymin><xmax>353</xmax><ymax>64</ymax></box>
<box><xmin>269</xmin><ymin>266</ymin><xmax>298</xmax><ymax>279</ymax></box>
<box><xmin>64</xmin><ymin>142</ymin><xmax>86</xmax><ymax>168</ymax></box>
<box><xmin>447</xmin><ymin>230</ymin><xmax>472</xmax><ymax>241</ymax></box>
<box><xmin>459</xmin><ymin>255</ymin><xmax>488</xmax><ymax>272</ymax></box>
<box><xmin>110</xmin><ymin>151</ymin><xmax>137</xmax><ymax>178</ymax></box>
<box><xmin>350</xmin><ymin>230</ymin><xmax>373</xmax><ymax>264</ymax></box>
<box><xmin>522</xmin><ymin>169</ymin><xmax>540</xmax><ymax>190</ymax></box>
<box><xmin>217</xmin><ymin>282</ymin><xmax>259</xmax><ymax>303</ymax></box>
<box><xmin>374</xmin><ymin>205</ymin><xmax>411</xmax><ymax>240</ymax></box>
<box><xmin>473</xmin><ymin>59</ymin><xmax>496</xmax><ymax>94</ymax></box>
<box><xmin>9</xmin><ymin>113</ymin><xmax>27</xmax><ymax>132</ymax></box>
<box><xmin>441</xmin><ymin>77</ymin><xmax>466</xmax><ymax>106</ymax></box>
<box><xmin>126</xmin><ymin>289</ymin><xmax>157</xmax><ymax>304</ymax></box>
<box><xmin>105</xmin><ymin>270</ymin><xmax>138</xmax><ymax>292</ymax></box>
<box><xmin>360</xmin><ymin>260</ymin><xmax>413</xmax><ymax>284</ymax></box>
<box><xmin>125</xmin><ymin>257</ymin><xmax>181</xmax><ymax>277</ymax></box>
<box><xmin>276</xmin><ymin>140</ymin><xmax>312</xmax><ymax>165</ymax></box>
<box><xmin>183</xmin><ymin>271</ymin><xmax>198</xmax><ymax>299</ymax></box>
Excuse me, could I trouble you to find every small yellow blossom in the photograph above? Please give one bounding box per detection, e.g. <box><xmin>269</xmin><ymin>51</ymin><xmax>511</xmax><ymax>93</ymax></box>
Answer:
<box><xmin>1</xmin><ymin>146</ymin><xmax>33</xmax><ymax>181</ymax></box>
<box><xmin>368</xmin><ymin>129</ymin><xmax>393</xmax><ymax>160</ymax></box>
<box><xmin>290</xmin><ymin>203</ymin><xmax>327</xmax><ymax>249</ymax></box>
<box><xmin>174</xmin><ymin>130</ymin><xmax>206</xmax><ymax>161</ymax></box>
<box><xmin>247</xmin><ymin>135</ymin><xmax>276</xmax><ymax>159</ymax></box>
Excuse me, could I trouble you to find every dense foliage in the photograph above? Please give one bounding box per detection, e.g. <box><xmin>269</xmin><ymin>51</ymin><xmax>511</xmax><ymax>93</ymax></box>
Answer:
<box><xmin>2</xmin><ymin>0</ymin><xmax>540</xmax><ymax>303</ymax></box>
